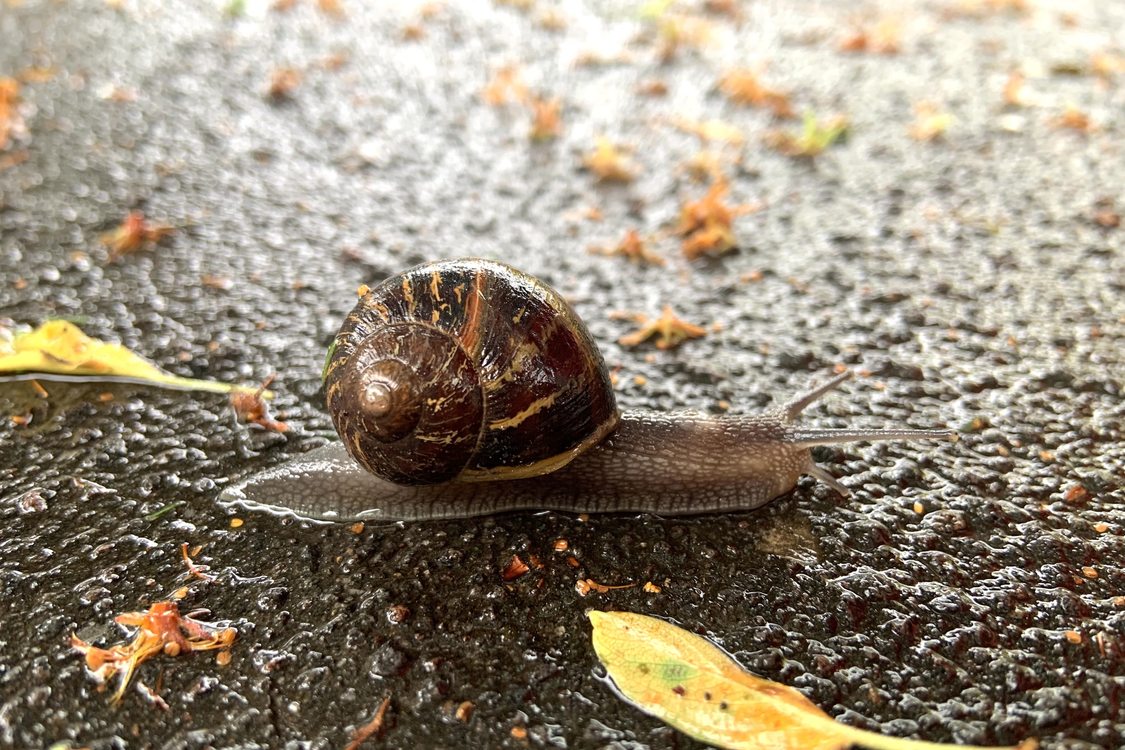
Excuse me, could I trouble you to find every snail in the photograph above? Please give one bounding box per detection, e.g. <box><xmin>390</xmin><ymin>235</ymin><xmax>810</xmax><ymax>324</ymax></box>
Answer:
<box><xmin>221</xmin><ymin>258</ymin><xmax>949</xmax><ymax>521</ymax></box>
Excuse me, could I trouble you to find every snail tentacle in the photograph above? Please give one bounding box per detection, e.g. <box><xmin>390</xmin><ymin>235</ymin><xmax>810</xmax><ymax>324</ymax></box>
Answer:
<box><xmin>779</xmin><ymin>369</ymin><xmax>854</xmax><ymax>419</ymax></box>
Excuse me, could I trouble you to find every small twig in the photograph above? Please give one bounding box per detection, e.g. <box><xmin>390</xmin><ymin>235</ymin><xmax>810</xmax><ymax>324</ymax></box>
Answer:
<box><xmin>181</xmin><ymin>543</ymin><xmax>215</xmax><ymax>582</ymax></box>
<box><xmin>344</xmin><ymin>695</ymin><xmax>392</xmax><ymax>750</ymax></box>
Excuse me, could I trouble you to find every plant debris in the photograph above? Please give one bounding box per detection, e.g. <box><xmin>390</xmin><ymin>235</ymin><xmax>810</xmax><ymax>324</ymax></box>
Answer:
<box><xmin>71</xmin><ymin>601</ymin><xmax>236</xmax><ymax>703</ymax></box>
<box><xmin>1051</xmin><ymin>106</ymin><xmax>1095</xmax><ymax>132</ymax></box>
<box><xmin>454</xmin><ymin>700</ymin><xmax>474</xmax><ymax>722</ymax></box>
<box><xmin>672</xmin><ymin>117</ymin><xmax>744</xmax><ymax>146</ymax></box>
<box><xmin>100</xmin><ymin>211</ymin><xmax>174</xmax><ymax>261</ymax></box>
<box><xmin>582</xmin><ymin>138</ymin><xmax>639</xmax><ymax>182</ymax></box>
<box><xmin>576</xmin><ymin>579</ymin><xmax>637</xmax><ymax>596</ymax></box>
<box><xmin>201</xmin><ymin>273</ymin><xmax>233</xmax><ymax>291</ymax></box>
<box><xmin>838</xmin><ymin>19</ymin><xmax>902</xmax><ymax>55</ymax></box>
<box><xmin>590</xmin><ymin>611</ymin><xmax>1038</xmax><ymax>750</ymax></box>
<box><xmin>1091</xmin><ymin>51</ymin><xmax>1125</xmax><ymax>81</ymax></box>
<box><xmin>145</xmin><ymin>501</ymin><xmax>184</xmax><ymax>521</ymax></box>
<box><xmin>482</xmin><ymin>64</ymin><xmax>528</xmax><ymax>106</ymax></box>
<box><xmin>317</xmin><ymin>0</ymin><xmax>345</xmax><ymax>18</ymax></box>
<box><xmin>537</xmin><ymin>7</ymin><xmax>567</xmax><ymax>31</ymax></box>
<box><xmin>0</xmin><ymin>320</ymin><xmax>268</xmax><ymax>396</ymax></box>
<box><xmin>266</xmin><ymin>67</ymin><xmax>302</xmax><ymax>100</ymax></box>
<box><xmin>230</xmin><ymin>374</ymin><xmax>288</xmax><ymax>432</ymax></box>
<box><xmin>0</xmin><ymin>149</ymin><xmax>29</xmax><ymax>172</ymax></box>
<box><xmin>1002</xmin><ymin>72</ymin><xmax>1029</xmax><ymax>107</ymax></box>
<box><xmin>528</xmin><ymin>95</ymin><xmax>562</xmax><ymax>140</ymax></box>
<box><xmin>181</xmin><ymin>543</ymin><xmax>215</xmax><ymax>582</ymax></box>
<box><xmin>572</xmin><ymin>49</ymin><xmax>635</xmax><ymax>67</ymax></box>
<box><xmin>687</xmin><ymin>151</ymin><xmax>736</xmax><ymax>184</ymax></box>
<box><xmin>589</xmin><ymin>229</ymin><xmax>665</xmax><ymax>265</ymax></box>
<box><xmin>650</xmin><ymin>13</ymin><xmax>714</xmax><ymax>63</ymax></box>
<box><xmin>765</xmin><ymin>113</ymin><xmax>849</xmax><ymax>158</ymax></box>
<box><xmin>717</xmin><ymin>69</ymin><xmax>794</xmax><ymax>118</ymax></box>
<box><xmin>908</xmin><ymin>102</ymin><xmax>953</xmax><ymax>141</ymax></box>
<box><xmin>344</xmin><ymin>696</ymin><xmax>392</xmax><ymax>750</ymax></box>
<box><xmin>501</xmin><ymin>554</ymin><xmax>531</xmax><ymax>581</ymax></box>
<box><xmin>681</xmin><ymin>223</ymin><xmax>736</xmax><ymax>259</ymax></box>
<box><xmin>943</xmin><ymin>0</ymin><xmax>1030</xmax><ymax>19</ymax></box>
<box><xmin>0</xmin><ymin>76</ymin><xmax>28</xmax><ymax>151</ymax></box>
<box><xmin>1091</xmin><ymin>199</ymin><xmax>1120</xmax><ymax>229</ymax></box>
<box><xmin>617</xmin><ymin>306</ymin><xmax>707</xmax><ymax>349</ymax></box>
<box><xmin>674</xmin><ymin>179</ymin><xmax>760</xmax><ymax>259</ymax></box>
<box><xmin>18</xmin><ymin>66</ymin><xmax>56</xmax><ymax>83</ymax></box>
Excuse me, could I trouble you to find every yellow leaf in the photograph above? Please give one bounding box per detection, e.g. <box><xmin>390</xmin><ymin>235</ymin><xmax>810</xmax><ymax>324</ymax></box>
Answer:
<box><xmin>673</xmin><ymin>118</ymin><xmax>744</xmax><ymax>146</ymax></box>
<box><xmin>589</xmin><ymin>611</ymin><xmax>1036</xmax><ymax>750</ymax></box>
<box><xmin>0</xmin><ymin>320</ymin><xmax>268</xmax><ymax>397</ymax></box>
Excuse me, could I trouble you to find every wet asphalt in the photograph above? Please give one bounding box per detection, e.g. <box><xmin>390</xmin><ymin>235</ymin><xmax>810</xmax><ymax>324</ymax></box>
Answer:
<box><xmin>0</xmin><ymin>1</ymin><xmax>1122</xmax><ymax>748</ymax></box>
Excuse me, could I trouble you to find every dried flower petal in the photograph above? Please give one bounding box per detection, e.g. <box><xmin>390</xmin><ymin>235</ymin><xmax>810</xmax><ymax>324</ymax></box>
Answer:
<box><xmin>230</xmin><ymin>374</ymin><xmax>289</xmax><ymax>432</ymax></box>
<box><xmin>101</xmin><ymin>211</ymin><xmax>174</xmax><ymax>261</ymax></box>
<box><xmin>1052</xmin><ymin>106</ymin><xmax>1095</xmax><ymax>132</ymax></box>
<box><xmin>582</xmin><ymin>138</ymin><xmax>638</xmax><ymax>182</ymax></box>
<box><xmin>1091</xmin><ymin>51</ymin><xmax>1125</xmax><ymax>80</ymax></box>
<box><xmin>653</xmin><ymin>14</ymin><xmax>714</xmax><ymax>62</ymax></box>
<box><xmin>0</xmin><ymin>77</ymin><xmax>28</xmax><ymax>151</ymax></box>
<box><xmin>528</xmin><ymin>96</ymin><xmax>562</xmax><ymax>141</ymax></box>
<box><xmin>718</xmin><ymin>70</ymin><xmax>794</xmax><ymax>118</ymax></box>
<box><xmin>266</xmin><ymin>67</ymin><xmax>302</xmax><ymax>100</ymax></box>
<box><xmin>576</xmin><ymin>578</ymin><xmax>636</xmax><ymax>596</ymax></box>
<box><xmin>72</xmin><ymin>601</ymin><xmax>236</xmax><ymax>703</ymax></box>
<box><xmin>181</xmin><ymin>542</ymin><xmax>216</xmax><ymax>582</ymax></box>
<box><xmin>674</xmin><ymin>179</ymin><xmax>761</xmax><ymax>259</ymax></box>
<box><xmin>317</xmin><ymin>0</ymin><xmax>345</xmax><ymax>18</ymax></box>
<box><xmin>1003</xmin><ymin>71</ymin><xmax>1029</xmax><ymax>107</ymax></box>
<box><xmin>673</xmin><ymin>117</ymin><xmax>744</xmax><ymax>146</ymax></box>
<box><xmin>618</xmin><ymin>307</ymin><xmax>707</xmax><ymax>349</ymax></box>
<box><xmin>681</xmin><ymin>223</ymin><xmax>736</xmax><ymax>259</ymax></box>
<box><xmin>482</xmin><ymin>64</ymin><xmax>528</xmax><ymax>106</ymax></box>
<box><xmin>590</xmin><ymin>229</ymin><xmax>664</xmax><ymax>265</ymax></box>
<box><xmin>908</xmin><ymin>102</ymin><xmax>953</xmax><ymax>141</ymax></box>
<box><xmin>838</xmin><ymin>19</ymin><xmax>902</xmax><ymax>54</ymax></box>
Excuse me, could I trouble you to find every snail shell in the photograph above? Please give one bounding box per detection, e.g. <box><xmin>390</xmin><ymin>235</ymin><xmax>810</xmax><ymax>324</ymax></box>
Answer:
<box><xmin>323</xmin><ymin>258</ymin><xmax>618</xmax><ymax>485</ymax></box>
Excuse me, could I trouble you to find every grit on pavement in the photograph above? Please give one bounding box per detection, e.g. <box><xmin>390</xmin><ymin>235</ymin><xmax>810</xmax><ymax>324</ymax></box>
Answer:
<box><xmin>0</xmin><ymin>1</ymin><xmax>1122</xmax><ymax>748</ymax></box>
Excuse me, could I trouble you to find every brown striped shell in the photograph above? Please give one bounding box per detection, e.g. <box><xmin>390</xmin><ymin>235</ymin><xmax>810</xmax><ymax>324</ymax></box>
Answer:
<box><xmin>323</xmin><ymin>259</ymin><xmax>620</xmax><ymax>486</ymax></box>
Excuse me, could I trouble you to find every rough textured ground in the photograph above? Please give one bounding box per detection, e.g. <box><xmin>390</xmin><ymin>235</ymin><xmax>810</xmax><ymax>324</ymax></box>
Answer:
<box><xmin>1</xmin><ymin>0</ymin><xmax>1122</xmax><ymax>748</ymax></box>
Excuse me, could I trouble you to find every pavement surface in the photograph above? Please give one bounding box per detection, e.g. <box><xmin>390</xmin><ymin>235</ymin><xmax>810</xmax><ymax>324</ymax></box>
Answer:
<box><xmin>0</xmin><ymin>0</ymin><xmax>1122</xmax><ymax>748</ymax></box>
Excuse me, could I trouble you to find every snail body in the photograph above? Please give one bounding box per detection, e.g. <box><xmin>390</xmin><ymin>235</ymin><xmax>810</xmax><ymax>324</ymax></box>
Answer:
<box><xmin>223</xmin><ymin>258</ymin><xmax>949</xmax><ymax>521</ymax></box>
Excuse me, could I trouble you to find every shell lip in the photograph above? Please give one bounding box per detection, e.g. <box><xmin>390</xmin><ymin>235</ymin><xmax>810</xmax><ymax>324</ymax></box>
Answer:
<box><xmin>457</xmin><ymin>408</ymin><xmax>621</xmax><ymax>482</ymax></box>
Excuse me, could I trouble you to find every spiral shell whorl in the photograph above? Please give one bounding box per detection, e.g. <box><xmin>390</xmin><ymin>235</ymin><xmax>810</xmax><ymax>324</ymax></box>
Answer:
<box><xmin>323</xmin><ymin>259</ymin><xmax>619</xmax><ymax>486</ymax></box>
<box><xmin>325</xmin><ymin>323</ymin><xmax>483</xmax><ymax>485</ymax></box>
